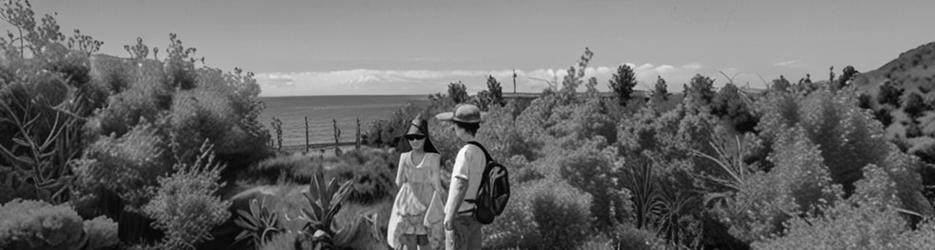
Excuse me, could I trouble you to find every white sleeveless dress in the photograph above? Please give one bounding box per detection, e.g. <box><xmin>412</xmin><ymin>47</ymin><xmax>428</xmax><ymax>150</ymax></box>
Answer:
<box><xmin>387</xmin><ymin>152</ymin><xmax>445</xmax><ymax>248</ymax></box>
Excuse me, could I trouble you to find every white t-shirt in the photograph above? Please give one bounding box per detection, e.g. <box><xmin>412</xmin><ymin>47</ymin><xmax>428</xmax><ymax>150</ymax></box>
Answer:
<box><xmin>446</xmin><ymin>143</ymin><xmax>486</xmax><ymax>213</ymax></box>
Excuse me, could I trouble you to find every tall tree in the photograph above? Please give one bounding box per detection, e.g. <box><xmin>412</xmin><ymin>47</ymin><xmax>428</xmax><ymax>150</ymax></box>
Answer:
<box><xmin>608</xmin><ymin>64</ymin><xmax>637</xmax><ymax>106</ymax></box>
<box><xmin>486</xmin><ymin>75</ymin><xmax>504</xmax><ymax>106</ymax></box>
<box><xmin>447</xmin><ymin>81</ymin><xmax>469</xmax><ymax>104</ymax></box>
<box><xmin>477</xmin><ymin>75</ymin><xmax>505</xmax><ymax>110</ymax></box>
<box><xmin>653</xmin><ymin>75</ymin><xmax>670</xmax><ymax>103</ymax></box>
<box><xmin>559</xmin><ymin>47</ymin><xmax>594</xmax><ymax>103</ymax></box>
<box><xmin>684</xmin><ymin>74</ymin><xmax>716</xmax><ymax>111</ymax></box>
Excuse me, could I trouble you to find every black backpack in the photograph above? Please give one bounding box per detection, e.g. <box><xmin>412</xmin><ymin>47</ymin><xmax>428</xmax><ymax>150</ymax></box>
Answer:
<box><xmin>464</xmin><ymin>142</ymin><xmax>510</xmax><ymax>225</ymax></box>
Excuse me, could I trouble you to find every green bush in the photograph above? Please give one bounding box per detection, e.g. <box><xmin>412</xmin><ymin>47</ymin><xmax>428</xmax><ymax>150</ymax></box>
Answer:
<box><xmin>483</xmin><ymin>179</ymin><xmax>592</xmax><ymax>249</ymax></box>
<box><xmin>756</xmin><ymin>89</ymin><xmax>933</xmax><ymax>217</ymax></box>
<box><xmin>83</xmin><ymin>216</ymin><xmax>119</xmax><ymax>250</ymax></box>
<box><xmin>751</xmin><ymin>165</ymin><xmax>924</xmax><ymax>250</ymax></box>
<box><xmin>90</xmin><ymin>59</ymin><xmax>172</xmax><ymax>138</ymax></box>
<box><xmin>0</xmin><ymin>199</ymin><xmax>85</xmax><ymax>249</ymax></box>
<box><xmin>328</xmin><ymin>148</ymin><xmax>396</xmax><ymax>205</ymax></box>
<box><xmin>608</xmin><ymin>224</ymin><xmax>665</xmax><ymax>250</ymax></box>
<box><xmin>142</xmin><ymin>144</ymin><xmax>231</xmax><ymax>250</ymax></box>
<box><xmin>712</xmin><ymin>83</ymin><xmax>758</xmax><ymax>133</ymax></box>
<box><xmin>74</xmin><ymin>122</ymin><xmax>171</xmax><ymax>210</ymax></box>
<box><xmin>0</xmin><ymin>199</ymin><xmax>118</xmax><ymax>250</ymax></box>
<box><xmin>559</xmin><ymin>138</ymin><xmax>627</xmax><ymax>228</ymax></box>
<box><xmin>712</xmin><ymin>127</ymin><xmax>840</xmax><ymax>243</ymax></box>
<box><xmin>476</xmin><ymin>103</ymin><xmax>536</xmax><ymax>161</ymax></box>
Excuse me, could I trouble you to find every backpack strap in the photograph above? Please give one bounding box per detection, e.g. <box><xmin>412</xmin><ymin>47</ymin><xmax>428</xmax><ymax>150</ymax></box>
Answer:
<box><xmin>462</xmin><ymin>141</ymin><xmax>490</xmax><ymax>209</ymax></box>
<box><xmin>466</xmin><ymin>141</ymin><xmax>490</xmax><ymax>163</ymax></box>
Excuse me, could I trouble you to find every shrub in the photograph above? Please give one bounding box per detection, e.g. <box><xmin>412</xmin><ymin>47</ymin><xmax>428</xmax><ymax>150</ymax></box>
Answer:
<box><xmin>83</xmin><ymin>216</ymin><xmax>119</xmax><ymax>250</ymax></box>
<box><xmin>142</xmin><ymin>144</ymin><xmax>231</xmax><ymax>250</ymax></box>
<box><xmin>569</xmin><ymin>98</ymin><xmax>618</xmax><ymax>144</ymax></box>
<box><xmin>476</xmin><ymin>103</ymin><xmax>536</xmax><ymax>161</ymax></box>
<box><xmin>559</xmin><ymin>138</ymin><xmax>626</xmax><ymax>228</ymax></box>
<box><xmin>476</xmin><ymin>75</ymin><xmax>505</xmax><ymax>110</ymax></box>
<box><xmin>296</xmin><ymin>167</ymin><xmax>352</xmax><ymax>250</ymax></box>
<box><xmin>712</xmin><ymin>83</ymin><xmax>758</xmax><ymax>133</ymax></box>
<box><xmin>0</xmin><ymin>199</ymin><xmax>85</xmax><ymax>250</ymax></box>
<box><xmin>90</xmin><ymin>60</ymin><xmax>172</xmax><ymax>137</ymax></box>
<box><xmin>683</xmin><ymin>74</ymin><xmax>716</xmax><ymax>113</ymax></box>
<box><xmin>240</xmin><ymin>154</ymin><xmax>315</xmax><ymax>185</ymax></box>
<box><xmin>878</xmin><ymin>80</ymin><xmax>903</xmax><ymax>108</ymax></box>
<box><xmin>328</xmin><ymin>149</ymin><xmax>396</xmax><ymax>205</ymax></box>
<box><xmin>652</xmin><ymin>76</ymin><xmax>670</xmax><ymax>103</ymax></box>
<box><xmin>483</xmin><ymin>179</ymin><xmax>592</xmax><ymax>250</ymax></box>
<box><xmin>711</xmin><ymin>127</ymin><xmax>840</xmax><ymax>243</ymax></box>
<box><xmin>751</xmin><ymin>165</ymin><xmax>914</xmax><ymax>250</ymax></box>
<box><xmin>74</xmin><ymin>122</ymin><xmax>171</xmax><ymax>210</ymax></box>
<box><xmin>609</xmin><ymin>224</ymin><xmax>665</xmax><ymax>250</ymax></box>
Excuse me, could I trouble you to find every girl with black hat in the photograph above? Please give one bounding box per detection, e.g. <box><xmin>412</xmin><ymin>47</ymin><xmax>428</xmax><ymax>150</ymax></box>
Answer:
<box><xmin>387</xmin><ymin>116</ymin><xmax>445</xmax><ymax>250</ymax></box>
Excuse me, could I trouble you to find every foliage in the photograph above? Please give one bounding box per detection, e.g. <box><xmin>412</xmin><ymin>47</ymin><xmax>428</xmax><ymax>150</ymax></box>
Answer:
<box><xmin>142</xmin><ymin>143</ymin><xmax>231</xmax><ymax>250</ymax></box>
<box><xmin>74</xmin><ymin>122</ymin><xmax>170</xmax><ymax>210</ymax></box>
<box><xmin>447</xmin><ymin>81</ymin><xmax>469</xmax><ymax>104</ymax></box>
<box><xmin>0</xmin><ymin>199</ymin><xmax>85</xmax><ymax>250</ymax></box>
<box><xmin>751</xmin><ymin>165</ymin><xmax>933</xmax><ymax>250</ymax></box>
<box><xmin>607</xmin><ymin>223</ymin><xmax>666</xmax><ymax>250</ymax></box>
<box><xmin>557</xmin><ymin>47</ymin><xmax>594</xmax><ymax>104</ymax></box>
<box><xmin>476</xmin><ymin>75</ymin><xmax>505</xmax><ymax>110</ymax></box>
<box><xmin>0</xmin><ymin>199</ymin><xmax>118</xmax><ymax>250</ymax></box>
<box><xmin>683</xmin><ymin>74</ymin><xmax>716</xmax><ymax>112</ymax></box>
<box><xmin>482</xmin><ymin>179</ymin><xmax>592</xmax><ymax>250</ymax></box>
<box><xmin>709</xmin><ymin>128</ymin><xmax>840</xmax><ymax>243</ymax></box>
<box><xmin>83</xmin><ymin>215</ymin><xmax>119</xmax><ymax>250</ymax></box>
<box><xmin>609</xmin><ymin>64</ymin><xmax>638</xmax><ymax>106</ymax></box>
<box><xmin>475</xmin><ymin>103</ymin><xmax>536</xmax><ymax>161</ymax></box>
<box><xmin>259</xmin><ymin>231</ymin><xmax>299</xmax><ymax>250</ymax></box>
<box><xmin>770</xmin><ymin>75</ymin><xmax>791</xmax><ymax>93</ymax></box>
<box><xmin>0</xmin><ymin>0</ymin><xmax>102</xmax><ymax>58</ymax></box>
<box><xmin>837</xmin><ymin>65</ymin><xmax>859</xmax><ymax>89</ymax></box>
<box><xmin>558</xmin><ymin>138</ymin><xmax>629</xmax><ymax>228</ymax></box>
<box><xmin>711</xmin><ymin>83</ymin><xmax>758</xmax><ymax>133</ymax></box>
<box><xmin>652</xmin><ymin>75</ymin><xmax>670</xmax><ymax>103</ymax></box>
<box><xmin>328</xmin><ymin>148</ymin><xmax>396</xmax><ymax>205</ymax></box>
<box><xmin>297</xmin><ymin>166</ymin><xmax>353</xmax><ymax>250</ymax></box>
<box><xmin>0</xmin><ymin>79</ymin><xmax>83</xmax><ymax>204</ymax></box>
<box><xmin>878</xmin><ymin>80</ymin><xmax>903</xmax><ymax>108</ymax></box>
<box><xmin>905</xmin><ymin>92</ymin><xmax>926</xmax><ymax>119</ymax></box>
<box><xmin>233</xmin><ymin>198</ymin><xmax>282</xmax><ymax>249</ymax></box>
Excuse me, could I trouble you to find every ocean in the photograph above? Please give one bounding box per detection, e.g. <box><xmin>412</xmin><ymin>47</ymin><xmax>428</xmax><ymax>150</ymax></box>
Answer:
<box><xmin>258</xmin><ymin>95</ymin><xmax>429</xmax><ymax>147</ymax></box>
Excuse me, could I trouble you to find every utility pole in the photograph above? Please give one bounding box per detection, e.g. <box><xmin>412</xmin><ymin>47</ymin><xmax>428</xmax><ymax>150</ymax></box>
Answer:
<box><xmin>512</xmin><ymin>69</ymin><xmax>517</xmax><ymax>94</ymax></box>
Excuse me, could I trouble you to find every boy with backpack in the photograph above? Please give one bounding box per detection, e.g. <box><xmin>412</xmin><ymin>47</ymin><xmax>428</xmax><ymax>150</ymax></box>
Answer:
<box><xmin>435</xmin><ymin>104</ymin><xmax>510</xmax><ymax>250</ymax></box>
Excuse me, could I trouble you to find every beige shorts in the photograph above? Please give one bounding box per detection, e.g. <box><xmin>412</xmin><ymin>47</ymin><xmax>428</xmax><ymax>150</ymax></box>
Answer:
<box><xmin>445</xmin><ymin>215</ymin><xmax>482</xmax><ymax>250</ymax></box>
<box><xmin>400</xmin><ymin>233</ymin><xmax>429</xmax><ymax>247</ymax></box>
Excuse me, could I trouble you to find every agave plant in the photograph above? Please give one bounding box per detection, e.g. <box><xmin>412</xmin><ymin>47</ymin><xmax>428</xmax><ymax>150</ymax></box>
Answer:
<box><xmin>297</xmin><ymin>167</ymin><xmax>352</xmax><ymax>250</ymax></box>
<box><xmin>233</xmin><ymin>198</ymin><xmax>282</xmax><ymax>248</ymax></box>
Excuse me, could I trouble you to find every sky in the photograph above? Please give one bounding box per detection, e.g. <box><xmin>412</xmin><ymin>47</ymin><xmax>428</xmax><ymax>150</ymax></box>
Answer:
<box><xmin>26</xmin><ymin>0</ymin><xmax>935</xmax><ymax>96</ymax></box>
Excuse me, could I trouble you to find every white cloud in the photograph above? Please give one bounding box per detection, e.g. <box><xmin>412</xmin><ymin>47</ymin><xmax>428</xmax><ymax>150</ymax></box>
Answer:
<box><xmin>774</xmin><ymin>60</ymin><xmax>806</xmax><ymax>68</ymax></box>
<box><xmin>255</xmin><ymin>63</ymin><xmax>711</xmax><ymax>96</ymax></box>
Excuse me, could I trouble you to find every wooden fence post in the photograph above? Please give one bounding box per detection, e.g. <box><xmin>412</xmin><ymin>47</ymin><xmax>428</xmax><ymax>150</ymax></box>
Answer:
<box><xmin>333</xmin><ymin>119</ymin><xmax>341</xmax><ymax>156</ymax></box>
<box><xmin>356</xmin><ymin>117</ymin><xmax>361</xmax><ymax>150</ymax></box>
<box><xmin>271</xmin><ymin>117</ymin><xmax>283</xmax><ymax>151</ymax></box>
<box><xmin>305</xmin><ymin>116</ymin><xmax>310</xmax><ymax>153</ymax></box>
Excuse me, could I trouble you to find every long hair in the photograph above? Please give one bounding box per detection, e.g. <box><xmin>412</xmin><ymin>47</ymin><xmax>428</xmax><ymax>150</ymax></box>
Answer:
<box><xmin>396</xmin><ymin>116</ymin><xmax>439</xmax><ymax>154</ymax></box>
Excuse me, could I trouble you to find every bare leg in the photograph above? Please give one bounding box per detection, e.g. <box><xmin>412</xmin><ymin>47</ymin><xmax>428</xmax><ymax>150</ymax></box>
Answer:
<box><xmin>400</xmin><ymin>234</ymin><xmax>417</xmax><ymax>250</ymax></box>
<box><xmin>417</xmin><ymin>242</ymin><xmax>431</xmax><ymax>250</ymax></box>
